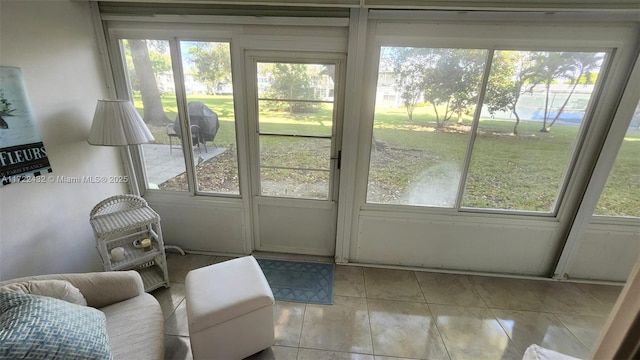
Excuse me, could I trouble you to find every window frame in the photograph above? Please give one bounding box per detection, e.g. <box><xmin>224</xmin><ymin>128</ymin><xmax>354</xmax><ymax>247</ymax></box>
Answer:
<box><xmin>245</xmin><ymin>51</ymin><xmax>347</xmax><ymax>203</ymax></box>
<box><xmin>105</xmin><ymin>27</ymin><xmax>244</xmax><ymax>198</ymax></box>
<box><xmin>359</xmin><ymin>18</ymin><xmax>634</xmax><ymax>218</ymax></box>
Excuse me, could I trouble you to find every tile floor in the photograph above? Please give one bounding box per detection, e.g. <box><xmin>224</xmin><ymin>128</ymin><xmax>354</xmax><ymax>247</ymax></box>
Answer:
<box><xmin>153</xmin><ymin>253</ymin><xmax>622</xmax><ymax>360</ymax></box>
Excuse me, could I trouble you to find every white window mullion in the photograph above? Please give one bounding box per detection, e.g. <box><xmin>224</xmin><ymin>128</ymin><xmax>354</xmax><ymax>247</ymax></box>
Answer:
<box><xmin>454</xmin><ymin>48</ymin><xmax>495</xmax><ymax>210</ymax></box>
<box><xmin>104</xmin><ymin>30</ymin><xmax>148</xmax><ymax>196</ymax></box>
<box><xmin>169</xmin><ymin>38</ymin><xmax>197</xmax><ymax>194</ymax></box>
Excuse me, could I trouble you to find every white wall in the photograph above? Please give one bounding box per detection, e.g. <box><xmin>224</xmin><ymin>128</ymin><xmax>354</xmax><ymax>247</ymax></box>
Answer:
<box><xmin>0</xmin><ymin>1</ymin><xmax>127</xmax><ymax>280</ymax></box>
<box><xmin>354</xmin><ymin>213</ymin><xmax>560</xmax><ymax>275</ymax></box>
<box><xmin>568</xmin><ymin>223</ymin><xmax>640</xmax><ymax>282</ymax></box>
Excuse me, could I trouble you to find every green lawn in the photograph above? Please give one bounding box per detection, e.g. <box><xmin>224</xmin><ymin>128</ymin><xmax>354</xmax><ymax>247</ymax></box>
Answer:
<box><xmin>595</xmin><ymin>134</ymin><xmax>640</xmax><ymax>217</ymax></box>
<box><xmin>134</xmin><ymin>94</ymin><xmax>639</xmax><ymax>217</ymax></box>
<box><xmin>370</xmin><ymin>105</ymin><xmax>638</xmax><ymax>215</ymax></box>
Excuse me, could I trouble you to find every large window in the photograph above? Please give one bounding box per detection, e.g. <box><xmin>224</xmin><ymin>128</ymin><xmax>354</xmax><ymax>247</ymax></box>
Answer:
<box><xmin>594</xmin><ymin>100</ymin><xmax>640</xmax><ymax>218</ymax></box>
<box><xmin>121</xmin><ymin>39</ymin><xmax>188</xmax><ymax>192</ymax></box>
<box><xmin>367</xmin><ymin>47</ymin><xmax>606</xmax><ymax>213</ymax></box>
<box><xmin>368</xmin><ymin>47</ymin><xmax>486</xmax><ymax>207</ymax></box>
<box><xmin>120</xmin><ymin>39</ymin><xmax>240</xmax><ymax>195</ymax></box>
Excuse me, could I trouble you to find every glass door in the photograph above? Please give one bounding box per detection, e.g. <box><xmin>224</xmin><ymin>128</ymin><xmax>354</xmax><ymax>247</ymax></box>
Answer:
<box><xmin>117</xmin><ymin>39</ymin><xmax>241</xmax><ymax>196</ymax></box>
<box><xmin>247</xmin><ymin>53</ymin><xmax>344</xmax><ymax>255</ymax></box>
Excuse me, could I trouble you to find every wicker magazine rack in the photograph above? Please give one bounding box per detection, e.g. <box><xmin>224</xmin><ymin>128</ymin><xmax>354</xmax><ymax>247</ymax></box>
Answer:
<box><xmin>90</xmin><ymin>194</ymin><xmax>170</xmax><ymax>292</ymax></box>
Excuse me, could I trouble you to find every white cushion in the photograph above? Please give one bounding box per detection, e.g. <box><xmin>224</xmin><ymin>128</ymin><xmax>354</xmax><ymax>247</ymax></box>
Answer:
<box><xmin>0</xmin><ymin>279</ymin><xmax>87</xmax><ymax>306</ymax></box>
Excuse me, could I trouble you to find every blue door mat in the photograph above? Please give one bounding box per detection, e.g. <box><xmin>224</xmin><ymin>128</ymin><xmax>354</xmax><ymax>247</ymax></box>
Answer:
<box><xmin>256</xmin><ymin>258</ymin><xmax>334</xmax><ymax>305</ymax></box>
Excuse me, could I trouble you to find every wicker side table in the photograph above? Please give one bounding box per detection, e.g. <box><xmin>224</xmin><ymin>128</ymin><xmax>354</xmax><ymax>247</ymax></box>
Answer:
<box><xmin>90</xmin><ymin>194</ymin><xmax>170</xmax><ymax>292</ymax></box>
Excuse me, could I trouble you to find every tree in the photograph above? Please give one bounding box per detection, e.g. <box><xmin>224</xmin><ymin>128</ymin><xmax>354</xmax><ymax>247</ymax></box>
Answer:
<box><xmin>187</xmin><ymin>43</ymin><xmax>231</xmax><ymax>95</ymax></box>
<box><xmin>544</xmin><ymin>52</ymin><xmax>603</xmax><ymax>131</ymax></box>
<box><xmin>148</xmin><ymin>51</ymin><xmax>171</xmax><ymax>76</ymax></box>
<box><xmin>527</xmin><ymin>51</ymin><xmax>603</xmax><ymax>132</ymax></box>
<box><xmin>422</xmin><ymin>49</ymin><xmax>485</xmax><ymax>127</ymax></box>
<box><xmin>484</xmin><ymin>51</ymin><xmax>535</xmax><ymax>135</ymax></box>
<box><xmin>527</xmin><ymin>52</ymin><xmax>574</xmax><ymax>132</ymax></box>
<box><xmin>123</xmin><ymin>41</ymin><xmax>169</xmax><ymax>93</ymax></box>
<box><xmin>384</xmin><ymin>47</ymin><xmax>435</xmax><ymax>121</ymax></box>
<box><xmin>266</xmin><ymin>63</ymin><xmax>321</xmax><ymax>114</ymax></box>
<box><xmin>395</xmin><ymin>55</ymin><xmax>430</xmax><ymax>121</ymax></box>
<box><xmin>128</xmin><ymin>39</ymin><xmax>170</xmax><ymax>125</ymax></box>
<box><xmin>449</xmin><ymin>50</ymin><xmax>487</xmax><ymax>124</ymax></box>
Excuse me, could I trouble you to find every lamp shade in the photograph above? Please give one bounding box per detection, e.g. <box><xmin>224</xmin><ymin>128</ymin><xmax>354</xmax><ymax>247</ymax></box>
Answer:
<box><xmin>88</xmin><ymin>100</ymin><xmax>155</xmax><ymax>146</ymax></box>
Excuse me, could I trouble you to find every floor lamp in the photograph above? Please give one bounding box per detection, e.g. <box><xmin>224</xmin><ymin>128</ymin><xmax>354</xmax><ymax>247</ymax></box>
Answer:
<box><xmin>87</xmin><ymin>99</ymin><xmax>184</xmax><ymax>255</ymax></box>
<box><xmin>87</xmin><ymin>99</ymin><xmax>152</xmax><ymax>196</ymax></box>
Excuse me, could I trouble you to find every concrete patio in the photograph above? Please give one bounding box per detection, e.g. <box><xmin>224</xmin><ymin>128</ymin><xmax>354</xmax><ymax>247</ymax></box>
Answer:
<box><xmin>141</xmin><ymin>144</ymin><xmax>227</xmax><ymax>186</ymax></box>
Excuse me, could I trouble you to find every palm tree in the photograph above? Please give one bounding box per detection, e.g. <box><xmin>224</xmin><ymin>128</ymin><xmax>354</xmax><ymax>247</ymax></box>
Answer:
<box><xmin>528</xmin><ymin>52</ymin><xmax>575</xmax><ymax>132</ymax></box>
<box><xmin>545</xmin><ymin>52</ymin><xmax>603</xmax><ymax>130</ymax></box>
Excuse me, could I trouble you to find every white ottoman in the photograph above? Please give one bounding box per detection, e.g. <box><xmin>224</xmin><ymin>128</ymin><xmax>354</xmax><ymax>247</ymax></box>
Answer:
<box><xmin>185</xmin><ymin>256</ymin><xmax>275</xmax><ymax>360</ymax></box>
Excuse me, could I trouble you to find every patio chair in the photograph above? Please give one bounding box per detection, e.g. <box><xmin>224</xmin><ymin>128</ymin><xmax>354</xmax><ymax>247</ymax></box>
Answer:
<box><xmin>166</xmin><ymin>124</ymin><xmax>207</xmax><ymax>154</ymax></box>
<box><xmin>168</xmin><ymin>102</ymin><xmax>220</xmax><ymax>154</ymax></box>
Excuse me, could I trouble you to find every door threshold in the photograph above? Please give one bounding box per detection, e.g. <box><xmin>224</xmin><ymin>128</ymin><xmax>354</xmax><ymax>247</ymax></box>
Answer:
<box><xmin>251</xmin><ymin>251</ymin><xmax>334</xmax><ymax>264</ymax></box>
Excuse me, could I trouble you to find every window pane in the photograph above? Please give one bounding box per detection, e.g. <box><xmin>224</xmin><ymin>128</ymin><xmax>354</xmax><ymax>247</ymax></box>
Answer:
<box><xmin>181</xmin><ymin>41</ymin><xmax>239</xmax><ymax>195</ymax></box>
<box><xmin>257</xmin><ymin>62</ymin><xmax>335</xmax><ymax>137</ymax></box>
<box><xmin>256</xmin><ymin>61</ymin><xmax>335</xmax><ymax>200</ymax></box>
<box><xmin>260</xmin><ymin>168</ymin><xmax>329</xmax><ymax>199</ymax></box>
<box><xmin>594</xmin><ymin>100</ymin><xmax>640</xmax><ymax>217</ymax></box>
<box><xmin>259</xmin><ymin>135</ymin><xmax>331</xmax><ymax>199</ymax></box>
<box><xmin>367</xmin><ymin>47</ymin><xmax>487</xmax><ymax>207</ymax></box>
<box><xmin>260</xmin><ymin>137</ymin><xmax>331</xmax><ymax>170</ymax></box>
<box><xmin>462</xmin><ymin>51</ymin><xmax>606</xmax><ymax>212</ymax></box>
<box><xmin>258</xmin><ymin>100</ymin><xmax>334</xmax><ymax>137</ymax></box>
<box><xmin>258</xmin><ymin>62</ymin><xmax>335</xmax><ymax>101</ymax></box>
<box><xmin>120</xmin><ymin>39</ymin><xmax>188</xmax><ymax>192</ymax></box>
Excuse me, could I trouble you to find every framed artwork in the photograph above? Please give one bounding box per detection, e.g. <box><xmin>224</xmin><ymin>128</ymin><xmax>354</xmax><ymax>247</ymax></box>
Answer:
<box><xmin>0</xmin><ymin>66</ymin><xmax>52</xmax><ymax>186</ymax></box>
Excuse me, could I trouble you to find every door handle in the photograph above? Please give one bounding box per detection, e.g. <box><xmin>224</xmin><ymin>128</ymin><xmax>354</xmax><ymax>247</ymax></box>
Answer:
<box><xmin>330</xmin><ymin>151</ymin><xmax>342</xmax><ymax>170</ymax></box>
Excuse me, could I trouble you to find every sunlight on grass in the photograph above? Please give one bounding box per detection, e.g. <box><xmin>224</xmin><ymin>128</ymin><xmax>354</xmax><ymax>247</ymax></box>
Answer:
<box><xmin>369</xmin><ymin>103</ymin><xmax>637</xmax><ymax>215</ymax></box>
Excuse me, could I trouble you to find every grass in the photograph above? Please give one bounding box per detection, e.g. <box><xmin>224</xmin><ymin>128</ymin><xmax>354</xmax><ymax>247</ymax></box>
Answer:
<box><xmin>134</xmin><ymin>94</ymin><xmax>639</xmax><ymax>217</ymax></box>
<box><xmin>466</xmin><ymin>122</ymin><xmax>578</xmax><ymax>211</ymax></box>
<box><xmin>371</xmin><ymin>106</ymin><xmax>639</xmax><ymax>215</ymax></box>
<box><xmin>595</xmin><ymin>134</ymin><xmax>640</xmax><ymax>217</ymax></box>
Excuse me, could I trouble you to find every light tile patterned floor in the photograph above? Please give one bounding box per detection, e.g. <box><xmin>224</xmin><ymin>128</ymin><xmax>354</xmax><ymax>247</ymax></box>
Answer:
<box><xmin>154</xmin><ymin>253</ymin><xmax>621</xmax><ymax>360</ymax></box>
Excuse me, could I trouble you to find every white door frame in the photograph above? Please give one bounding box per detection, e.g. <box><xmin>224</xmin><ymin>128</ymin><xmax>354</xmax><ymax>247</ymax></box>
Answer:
<box><xmin>244</xmin><ymin>50</ymin><xmax>346</xmax><ymax>256</ymax></box>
